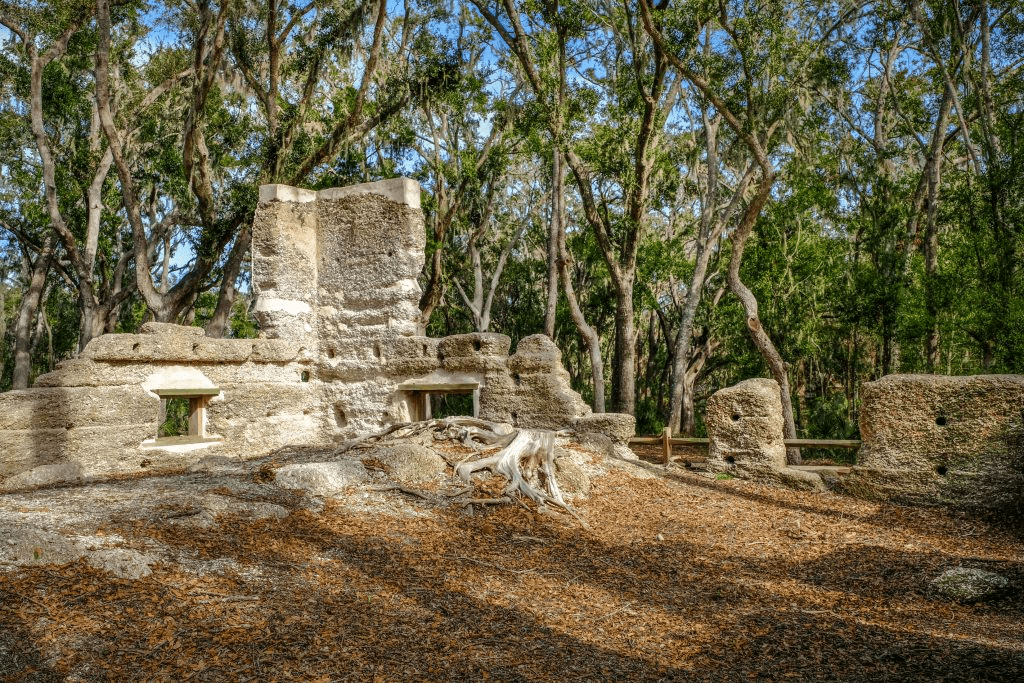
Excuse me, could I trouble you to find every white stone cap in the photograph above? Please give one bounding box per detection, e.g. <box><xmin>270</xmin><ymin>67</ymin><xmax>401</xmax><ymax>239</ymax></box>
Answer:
<box><xmin>259</xmin><ymin>184</ymin><xmax>317</xmax><ymax>204</ymax></box>
<box><xmin>259</xmin><ymin>178</ymin><xmax>421</xmax><ymax>209</ymax></box>
<box><xmin>317</xmin><ymin>178</ymin><xmax>421</xmax><ymax>209</ymax></box>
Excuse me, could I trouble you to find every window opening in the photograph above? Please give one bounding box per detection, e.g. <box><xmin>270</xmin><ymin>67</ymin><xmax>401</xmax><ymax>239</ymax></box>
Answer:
<box><xmin>159</xmin><ymin>398</ymin><xmax>191</xmax><ymax>437</ymax></box>
<box><xmin>397</xmin><ymin>381</ymin><xmax>479</xmax><ymax>422</ymax></box>
<box><xmin>430</xmin><ymin>392</ymin><xmax>475</xmax><ymax>419</ymax></box>
<box><xmin>150</xmin><ymin>387</ymin><xmax>221</xmax><ymax>446</ymax></box>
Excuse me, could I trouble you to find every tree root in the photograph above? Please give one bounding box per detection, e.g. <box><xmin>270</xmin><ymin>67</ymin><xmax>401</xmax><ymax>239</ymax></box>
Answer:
<box><xmin>458</xmin><ymin>496</ymin><xmax>511</xmax><ymax>506</ymax></box>
<box><xmin>335</xmin><ymin>417</ymin><xmax>589</xmax><ymax>527</ymax></box>
<box><xmin>456</xmin><ymin>429</ymin><xmax>588</xmax><ymax>527</ymax></box>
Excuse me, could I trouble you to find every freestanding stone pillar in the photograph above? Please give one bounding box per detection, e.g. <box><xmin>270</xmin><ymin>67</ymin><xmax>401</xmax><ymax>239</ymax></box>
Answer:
<box><xmin>705</xmin><ymin>378</ymin><xmax>823</xmax><ymax>490</ymax></box>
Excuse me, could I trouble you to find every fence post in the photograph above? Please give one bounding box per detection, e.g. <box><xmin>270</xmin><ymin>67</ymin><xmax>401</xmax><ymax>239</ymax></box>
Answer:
<box><xmin>663</xmin><ymin>426</ymin><xmax>672</xmax><ymax>464</ymax></box>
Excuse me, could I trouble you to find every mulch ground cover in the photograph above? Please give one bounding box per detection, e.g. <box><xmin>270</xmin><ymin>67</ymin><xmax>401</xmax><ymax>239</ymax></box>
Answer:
<box><xmin>2</xmin><ymin>449</ymin><xmax>1022</xmax><ymax>682</ymax></box>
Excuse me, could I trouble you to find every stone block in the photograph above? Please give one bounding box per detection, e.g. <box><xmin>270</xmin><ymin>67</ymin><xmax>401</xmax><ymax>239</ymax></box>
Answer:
<box><xmin>388</xmin><ymin>336</ymin><xmax>439</xmax><ymax>360</ymax></box>
<box><xmin>316</xmin><ymin>177</ymin><xmax>421</xmax><ymax>209</ymax></box>
<box><xmin>0</xmin><ymin>386</ymin><xmax>157</xmax><ymax>431</ymax></box>
<box><xmin>1</xmin><ymin>462</ymin><xmax>84</xmax><ymax>490</ymax></box>
<box><xmin>274</xmin><ymin>461</ymin><xmax>368</xmax><ymax>496</ymax></box>
<box><xmin>365</xmin><ymin>443</ymin><xmax>447</xmax><ymax>483</ymax></box>
<box><xmin>508</xmin><ymin>334</ymin><xmax>564</xmax><ymax>373</ymax></box>
<box><xmin>850</xmin><ymin>374</ymin><xmax>1024</xmax><ymax>509</ymax></box>
<box><xmin>706</xmin><ymin>378</ymin><xmax>787</xmax><ymax>471</ymax></box>
<box><xmin>81</xmin><ymin>334</ymin><xmax>263</xmax><ymax>363</ymax></box>
<box><xmin>251</xmin><ymin>198</ymin><xmax>319</xmax><ymax>341</ymax></box>
<box><xmin>34</xmin><ymin>360</ymin><xmax>149</xmax><ymax>387</ymax></box>
<box><xmin>438</xmin><ymin>333</ymin><xmax>512</xmax><ymax>360</ymax></box>
<box><xmin>1</xmin><ymin>423</ymin><xmax>157</xmax><ymax>477</ymax></box>
<box><xmin>140</xmin><ymin>322</ymin><xmax>205</xmax><ymax>337</ymax></box>
<box><xmin>206</xmin><ymin>383</ymin><xmax>319</xmax><ymax>423</ymax></box>
<box><xmin>573</xmin><ymin>413</ymin><xmax>636</xmax><ymax>445</ymax></box>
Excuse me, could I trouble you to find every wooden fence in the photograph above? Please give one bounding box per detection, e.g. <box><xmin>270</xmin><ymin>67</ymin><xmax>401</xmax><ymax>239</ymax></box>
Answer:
<box><xmin>628</xmin><ymin>428</ymin><xmax>862</xmax><ymax>465</ymax></box>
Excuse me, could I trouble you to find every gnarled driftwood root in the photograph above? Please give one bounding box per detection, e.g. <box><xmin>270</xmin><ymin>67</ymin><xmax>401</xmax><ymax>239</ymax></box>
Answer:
<box><xmin>335</xmin><ymin>418</ymin><xmax>587</xmax><ymax>526</ymax></box>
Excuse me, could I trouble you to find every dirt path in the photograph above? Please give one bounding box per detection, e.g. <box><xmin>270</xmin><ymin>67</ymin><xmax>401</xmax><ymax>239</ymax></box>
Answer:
<box><xmin>1</xmin><ymin>447</ymin><xmax>1021</xmax><ymax>682</ymax></box>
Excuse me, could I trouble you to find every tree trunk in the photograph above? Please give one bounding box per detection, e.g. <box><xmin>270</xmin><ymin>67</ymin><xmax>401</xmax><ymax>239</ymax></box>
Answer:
<box><xmin>544</xmin><ymin>152</ymin><xmax>560</xmax><ymax>338</ymax></box>
<box><xmin>78</xmin><ymin>299</ymin><xmax>106</xmax><ymax>353</ymax></box>
<box><xmin>728</xmin><ymin>178</ymin><xmax>801</xmax><ymax>465</ymax></box>
<box><xmin>611</xmin><ymin>284</ymin><xmax>636</xmax><ymax>415</ymax></box>
<box><xmin>680</xmin><ymin>372</ymin><xmax>696</xmax><ymax>436</ymax></box>
<box><xmin>12</xmin><ymin>234</ymin><xmax>56</xmax><ymax>389</ymax></box>
<box><xmin>923</xmin><ymin>87</ymin><xmax>951</xmax><ymax>373</ymax></box>
<box><xmin>418</xmin><ymin>245</ymin><xmax>444</xmax><ymax>334</ymax></box>
<box><xmin>207</xmin><ymin>226</ymin><xmax>251</xmax><ymax>338</ymax></box>
<box><xmin>0</xmin><ymin>282</ymin><xmax>6</xmax><ymax>386</ymax></box>
<box><xmin>554</xmin><ymin>150</ymin><xmax>605</xmax><ymax>413</ymax></box>
<box><xmin>667</xmin><ymin>243</ymin><xmax>716</xmax><ymax>432</ymax></box>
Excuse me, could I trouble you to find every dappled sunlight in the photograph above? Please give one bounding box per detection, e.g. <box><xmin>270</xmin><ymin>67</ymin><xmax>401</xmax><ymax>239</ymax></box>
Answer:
<box><xmin>3</xmin><ymin>460</ymin><xmax>1021</xmax><ymax>681</ymax></box>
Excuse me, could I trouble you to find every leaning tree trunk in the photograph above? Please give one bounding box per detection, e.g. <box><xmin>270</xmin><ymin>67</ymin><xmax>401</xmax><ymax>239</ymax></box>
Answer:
<box><xmin>12</xmin><ymin>233</ymin><xmax>56</xmax><ymax>389</ymax></box>
<box><xmin>728</xmin><ymin>179</ymin><xmax>801</xmax><ymax>465</ymax></box>
<box><xmin>207</xmin><ymin>225</ymin><xmax>251</xmax><ymax>338</ymax></box>
<box><xmin>554</xmin><ymin>150</ymin><xmax>605</xmax><ymax>413</ymax></box>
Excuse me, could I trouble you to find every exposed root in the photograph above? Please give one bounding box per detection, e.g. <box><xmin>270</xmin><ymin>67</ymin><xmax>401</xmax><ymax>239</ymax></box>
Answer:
<box><xmin>459</xmin><ymin>496</ymin><xmax>512</xmax><ymax>506</ymax></box>
<box><xmin>456</xmin><ymin>429</ymin><xmax>588</xmax><ymax>528</ymax></box>
<box><xmin>335</xmin><ymin>418</ymin><xmax>588</xmax><ymax>526</ymax></box>
<box><xmin>367</xmin><ymin>484</ymin><xmax>432</xmax><ymax>500</ymax></box>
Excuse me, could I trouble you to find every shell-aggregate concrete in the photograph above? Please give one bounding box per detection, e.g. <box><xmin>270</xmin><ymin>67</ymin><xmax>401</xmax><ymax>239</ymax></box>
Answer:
<box><xmin>1</xmin><ymin>179</ymin><xmax>631</xmax><ymax>486</ymax></box>
<box><xmin>848</xmin><ymin>373</ymin><xmax>1024</xmax><ymax>511</ymax></box>
<box><xmin>2</xmin><ymin>177</ymin><xmax>1019</xmax><ymax>514</ymax></box>
<box><xmin>704</xmin><ymin>374</ymin><xmax>1024</xmax><ymax>510</ymax></box>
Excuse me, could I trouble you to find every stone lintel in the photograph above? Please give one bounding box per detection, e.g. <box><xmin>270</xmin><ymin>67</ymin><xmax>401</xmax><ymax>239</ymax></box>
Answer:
<box><xmin>398</xmin><ymin>382</ymin><xmax>479</xmax><ymax>392</ymax></box>
<box><xmin>259</xmin><ymin>179</ymin><xmax>422</xmax><ymax>209</ymax></box>
<box><xmin>154</xmin><ymin>387</ymin><xmax>221</xmax><ymax>397</ymax></box>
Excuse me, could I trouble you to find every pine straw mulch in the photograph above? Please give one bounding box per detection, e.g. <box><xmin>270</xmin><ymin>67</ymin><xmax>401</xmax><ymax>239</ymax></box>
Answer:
<box><xmin>2</xmin><ymin>452</ymin><xmax>1023</xmax><ymax>682</ymax></box>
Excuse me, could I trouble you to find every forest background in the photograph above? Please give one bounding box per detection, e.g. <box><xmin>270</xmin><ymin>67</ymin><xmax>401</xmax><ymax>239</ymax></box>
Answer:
<box><xmin>1</xmin><ymin>0</ymin><xmax>1022</xmax><ymax>458</ymax></box>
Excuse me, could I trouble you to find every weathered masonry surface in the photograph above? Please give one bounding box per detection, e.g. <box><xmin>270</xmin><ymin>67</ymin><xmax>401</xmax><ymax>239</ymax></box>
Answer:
<box><xmin>2</xmin><ymin>179</ymin><xmax>627</xmax><ymax>484</ymax></box>
<box><xmin>849</xmin><ymin>373</ymin><xmax>1024</xmax><ymax>510</ymax></box>
<box><xmin>704</xmin><ymin>374</ymin><xmax>1024</xmax><ymax>511</ymax></box>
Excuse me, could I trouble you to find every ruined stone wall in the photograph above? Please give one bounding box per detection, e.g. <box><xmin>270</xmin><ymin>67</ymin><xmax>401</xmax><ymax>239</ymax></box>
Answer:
<box><xmin>0</xmin><ymin>322</ymin><xmax>325</xmax><ymax>478</ymax></box>
<box><xmin>704</xmin><ymin>378</ymin><xmax>822</xmax><ymax>490</ymax></box>
<box><xmin>847</xmin><ymin>374</ymin><xmax>1024</xmax><ymax>511</ymax></box>
<box><xmin>250</xmin><ymin>179</ymin><xmax>590</xmax><ymax>438</ymax></box>
<box><xmin>0</xmin><ymin>178</ymin><xmax>602</xmax><ymax>487</ymax></box>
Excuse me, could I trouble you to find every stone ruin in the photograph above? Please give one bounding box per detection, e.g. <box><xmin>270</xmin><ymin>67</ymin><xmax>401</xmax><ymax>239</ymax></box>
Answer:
<box><xmin>0</xmin><ymin>178</ymin><xmax>634</xmax><ymax>488</ymax></box>
<box><xmin>703</xmin><ymin>378</ymin><xmax>824</xmax><ymax>490</ymax></box>
<box><xmin>705</xmin><ymin>374</ymin><xmax>1024</xmax><ymax>513</ymax></box>
<box><xmin>2</xmin><ymin>176</ymin><xmax>1018</xmax><ymax>514</ymax></box>
<box><xmin>850</xmin><ymin>374</ymin><xmax>1024</xmax><ymax>511</ymax></box>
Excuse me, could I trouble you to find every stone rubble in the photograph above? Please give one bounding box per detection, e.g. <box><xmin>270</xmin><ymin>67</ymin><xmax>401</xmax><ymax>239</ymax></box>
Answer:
<box><xmin>929</xmin><ymin>567</ymin><xmax>1012</xmax><ymax>603</ymax></box>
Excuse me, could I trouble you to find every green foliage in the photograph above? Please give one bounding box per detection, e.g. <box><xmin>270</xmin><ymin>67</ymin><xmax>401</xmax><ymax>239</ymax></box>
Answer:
<box><xmin>159</xmin><ymin>398</ymin><xmax>190</xmax><ymax>437</ymax></box>
<box><xmin>2</xmin><ymin>0</ymin><xmax>1022</xmax><ymax>455</ymax></box>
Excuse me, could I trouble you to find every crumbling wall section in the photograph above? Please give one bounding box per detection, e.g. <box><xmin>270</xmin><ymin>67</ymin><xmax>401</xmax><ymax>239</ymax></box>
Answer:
<box><xmin>705</xmin><ymin>378</ymin><xmax>823</xmax><ymax>491</ymax></box>
<box><xmin>847</xmin><ymin>374</ymin><xmax>1024</xmax><ymax>513</ymax></box>
<box><xmin>0</xmin><ymin>322</ymin><xmax>327</xmax><ymax>480</ymax></box>
<box><xmin>251</xmin><ymin>187</ymin><xmax>319</xmax><ymax>346</ymax></box>
<box><xmin>0</xmin><ymin>178</ymin><xmax>613</xmax><ymax>488</ymax></box>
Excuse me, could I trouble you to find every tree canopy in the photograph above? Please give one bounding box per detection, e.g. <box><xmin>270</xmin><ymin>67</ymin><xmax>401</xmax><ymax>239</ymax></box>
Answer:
<box><xmin>2</xmin><ymin>0</ymin><xmax>1022</xmax><ymax>447</ymax></box>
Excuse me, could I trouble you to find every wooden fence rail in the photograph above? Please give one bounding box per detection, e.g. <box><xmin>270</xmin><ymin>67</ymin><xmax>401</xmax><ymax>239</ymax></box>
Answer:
<box><xmin>628</xmin><ymin>429</ymin><xmax>862</xmax><ymax>465</ymax></box>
